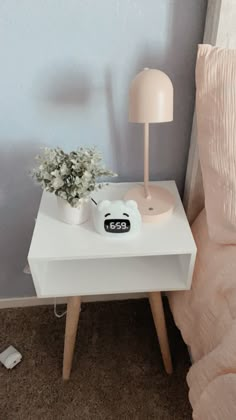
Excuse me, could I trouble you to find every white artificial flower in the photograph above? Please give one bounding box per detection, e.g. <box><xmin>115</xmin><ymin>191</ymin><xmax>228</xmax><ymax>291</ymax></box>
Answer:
<box><xmin>51</xmin><ymin>169</ymin><xmax>60</xmax><ymax>177</ymax></box>
<box><xmin>59</xmin><ymin>191</ymin><xmax>67</xmax><ymax>200</ymax></box>
<box><xmin>72</xmin><ymin>162</ymin><xmax>81</xmax><ymax>171</ymax></box>
<box><xmin>52</xmin><ymin>177</ymin><xmax>64</xmax><ymax>190</ymax></box>
<box><xmin>82</xmin><ymin>170</ymin><xmax>92</xmax><ymax>180</ymax></box>
<box><xmin>75</xmin><ymin>176</ymin><xmax>81</xmax><ymax>186</ymax></box>
<box><xmin>43</xmin><ymin>171</ymin><xmax>51</xmax><ymax>180</ymax></box>
<box><xmin>48</xmin><ymin>149</ymin><xmax>57</xmax><ymax>161</ymax></box>
<box><xmin>60</xmin><ymin>163</ymin><xmax>69</xmax><ymax>176</ymax></box>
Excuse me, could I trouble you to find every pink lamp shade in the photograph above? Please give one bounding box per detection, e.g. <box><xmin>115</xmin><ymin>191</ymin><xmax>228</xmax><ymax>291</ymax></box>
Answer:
<box><xmin>129</xmin><ymin>68</ymin><xmax>173</xmax><ymax>123</ymax></box>
<box><xmin>125</xmin><ymin>68</ymin><xmax>175</xmax><ymax>223</ymax></box>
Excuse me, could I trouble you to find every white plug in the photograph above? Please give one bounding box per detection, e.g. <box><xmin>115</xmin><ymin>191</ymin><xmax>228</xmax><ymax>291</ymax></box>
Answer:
<box><xmin>0</xmin><ymin>346</ymin><xmax>22</xmax><ymax>369</ymax></box>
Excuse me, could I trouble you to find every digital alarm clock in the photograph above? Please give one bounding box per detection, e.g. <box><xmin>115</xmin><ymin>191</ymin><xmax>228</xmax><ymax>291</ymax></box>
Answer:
<box><xmin>92</xmin><ymin>199</ymin><xmax>142</xmax><ymax>237</ymax></box>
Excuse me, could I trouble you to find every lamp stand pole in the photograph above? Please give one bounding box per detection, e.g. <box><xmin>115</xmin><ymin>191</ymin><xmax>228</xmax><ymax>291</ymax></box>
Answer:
<box><xmin>125</xmin><ymin>123</ymin><xmax>175</xmax><ymax>222</ymax></box>
<box><xmin>144</xmin><ymin>123</ymin><xmax>151</xmax><ymax>199</ymax></box>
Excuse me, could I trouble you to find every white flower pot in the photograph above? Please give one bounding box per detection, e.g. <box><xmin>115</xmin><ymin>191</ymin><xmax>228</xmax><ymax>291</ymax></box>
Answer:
<box><xmin>57</xmin><ymin>197</ymin><xmax>90</xmax><ymax>225</ymax></box>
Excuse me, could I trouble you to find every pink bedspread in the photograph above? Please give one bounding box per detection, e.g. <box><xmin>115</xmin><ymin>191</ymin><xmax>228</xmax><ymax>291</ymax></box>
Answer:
<box><xmin>168</xmin><ymin>210</ymin><xmax>236</xmax><ymax>419</ymax></box>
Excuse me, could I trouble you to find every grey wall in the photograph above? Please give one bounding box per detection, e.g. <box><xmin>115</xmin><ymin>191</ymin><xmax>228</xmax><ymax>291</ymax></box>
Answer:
<box><xmin>0</xmin><ymin>0</ymin><xmax>207</xmax><ymax>298</ymax></box>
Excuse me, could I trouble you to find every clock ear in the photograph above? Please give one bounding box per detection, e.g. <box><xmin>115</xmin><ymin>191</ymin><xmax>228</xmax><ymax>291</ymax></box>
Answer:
<box><xmin>125</xmin><ymin>200</ymin><xmax>138</xmax><ymax>210</ymax></box>
<box><xmin>97</xmin><ymin>200</ymin><xmax>111</xmax><ymax>212</ymax></box>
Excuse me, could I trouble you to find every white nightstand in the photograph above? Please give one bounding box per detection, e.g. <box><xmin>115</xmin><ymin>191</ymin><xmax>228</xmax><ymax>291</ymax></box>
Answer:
<box><xmin>28</xmin><ymin>181</ymin><xmax>196</xmax><ymax>379</ymax></box>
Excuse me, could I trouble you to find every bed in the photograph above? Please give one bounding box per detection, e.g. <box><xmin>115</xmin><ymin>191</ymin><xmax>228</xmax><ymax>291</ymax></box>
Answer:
<box><xmin>169</xmin><ymin>209</ymin><xmax>236</xmax><ymax>418</ymax></box>
<box><xmin>168</xmin><ymin>1</ymin><xmax>236</xmax><ymax>419</ymax></box>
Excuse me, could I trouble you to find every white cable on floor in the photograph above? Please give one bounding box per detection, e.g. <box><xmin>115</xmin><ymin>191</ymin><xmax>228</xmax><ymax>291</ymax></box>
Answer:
<box><xmin>54</xmin><ymin>298</ymin><xmax>67</xmax><ymax>318</ymax></box>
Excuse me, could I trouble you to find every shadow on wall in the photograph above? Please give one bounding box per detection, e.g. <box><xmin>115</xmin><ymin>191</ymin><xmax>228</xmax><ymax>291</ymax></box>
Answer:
<box><xmin>0</xmin><ymin>142</ymin><xmax>42</xmax><ymax>297</ymax></box>
<box><xmin>39</xmin><ymin>64</ymin><xmax>129</xmax><ymax>178</ymax></box>
<box><xmin>42</xmin><ymin>65</ymin><xmax>93</xmax><ymax>107</ymax></box>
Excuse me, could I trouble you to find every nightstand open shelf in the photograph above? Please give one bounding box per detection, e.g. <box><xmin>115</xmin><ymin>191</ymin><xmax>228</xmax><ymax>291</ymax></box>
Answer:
<box><xmin>31</xmin><ymin>254</ymin><xmax>192</xmax><ymax>298</ymax></box>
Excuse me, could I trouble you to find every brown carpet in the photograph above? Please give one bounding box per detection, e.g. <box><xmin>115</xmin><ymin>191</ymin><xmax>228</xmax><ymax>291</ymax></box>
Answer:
<box><xmin>0</xmin><ymin>299</ymin><xmax>191</xmax><ymax>420</ymax></box>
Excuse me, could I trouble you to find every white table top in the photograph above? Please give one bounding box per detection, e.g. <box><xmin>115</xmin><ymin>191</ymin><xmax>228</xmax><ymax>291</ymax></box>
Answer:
<box><xmin>28</xmin><ymin>181</ymin><xmax>196</xmax><ymax>261</ymax></box>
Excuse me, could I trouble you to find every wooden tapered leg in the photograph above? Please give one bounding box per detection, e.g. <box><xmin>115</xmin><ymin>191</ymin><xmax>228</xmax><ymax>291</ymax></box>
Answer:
<box><xmin>149</xmin><ymin>292</ymin><xmax>173</xmax><ymax>374</ymax></box>
<box><xmin>63</xmin><ymin>296</ymin><xmax>81</xmax><ymax>380</ymax></box>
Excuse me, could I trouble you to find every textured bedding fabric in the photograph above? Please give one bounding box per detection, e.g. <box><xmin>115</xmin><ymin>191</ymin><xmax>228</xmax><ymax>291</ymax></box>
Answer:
<box><xmin>196</xmin><ymin>45</ymin><xmax>236</xmax><ymax>244</ymax></box>
<box><xmin>168</xmin><ymin>209</ymin><xmax>236</xmax><ymax>419</ymax></box>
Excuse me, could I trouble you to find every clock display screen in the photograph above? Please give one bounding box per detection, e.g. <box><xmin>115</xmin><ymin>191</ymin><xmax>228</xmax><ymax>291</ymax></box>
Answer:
<box><xmin>104</xmin><ymin>219</ymin><xmax>130</xmax><ymax>233</ymax></box>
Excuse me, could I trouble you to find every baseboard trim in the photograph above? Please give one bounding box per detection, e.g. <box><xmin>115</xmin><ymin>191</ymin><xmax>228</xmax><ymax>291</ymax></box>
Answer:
<box><xmin>0</xmin><ymin>293</ymin><xmax>147</xmax><ymax>309</ymax></box>
<box><xmin>0</xmin><ymin>296</ymin><xmax>67</xmax><ymax>309</ymax></box>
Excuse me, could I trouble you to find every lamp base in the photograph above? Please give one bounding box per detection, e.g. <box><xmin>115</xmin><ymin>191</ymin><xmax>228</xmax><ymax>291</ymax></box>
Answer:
<box><xmin>124</xmin><ymin>185</ymin><xmax>175</xmax><ymax>223</ymax></box>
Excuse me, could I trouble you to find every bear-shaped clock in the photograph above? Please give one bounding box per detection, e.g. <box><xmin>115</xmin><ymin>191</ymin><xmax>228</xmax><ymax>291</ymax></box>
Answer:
<box><xmin>92</xmin><ymin>200</ymin><xmax>142</xmax><ymax>237</ymax></box>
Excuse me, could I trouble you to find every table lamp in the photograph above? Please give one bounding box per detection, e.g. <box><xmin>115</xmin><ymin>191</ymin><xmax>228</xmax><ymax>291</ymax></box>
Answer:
<box><xmin>124</xmin><ymin>68</ymin><xmax>175</xmax><ymax>223</ymax></box>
